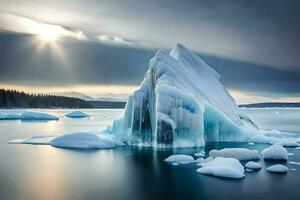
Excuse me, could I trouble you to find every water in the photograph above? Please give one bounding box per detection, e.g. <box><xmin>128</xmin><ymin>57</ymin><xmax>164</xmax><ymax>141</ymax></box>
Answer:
<box><xmin>0</xmin><ymin>108</ymin><xmax>300</xmax><ymax>200</ymax></box>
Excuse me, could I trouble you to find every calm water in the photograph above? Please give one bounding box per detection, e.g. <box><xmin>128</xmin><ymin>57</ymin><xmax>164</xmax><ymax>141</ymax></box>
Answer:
<box><xmin>0</xmin><ymin>108</ymin><xmax>300</xmax><ymax>200</ymax></box>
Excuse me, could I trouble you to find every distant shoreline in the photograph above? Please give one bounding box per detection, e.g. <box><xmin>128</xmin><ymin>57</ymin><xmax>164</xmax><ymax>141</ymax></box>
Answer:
<box><xmin>239</xmin><ymin>102</ymin><xmax>300</xmax><ymax>108</ymax></box>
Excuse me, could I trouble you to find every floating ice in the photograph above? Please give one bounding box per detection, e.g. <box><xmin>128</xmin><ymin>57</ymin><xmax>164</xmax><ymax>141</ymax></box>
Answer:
<box><xmin>194</xmin><ymin>151</ymin><xmax>205</xmax><ymax>157</ymax></box>
<box><xmin>51</xmin><ymin>132</ymin><xmax>124</xmax><ymax>149</ymax></box>
<box><xmin>262</xmin><ymin>144</ymin><xmax>288</xmax><ymax>161</ymax></box>
<box><xmin>209</xmin><ymin>148</ymin><xmax>260</xmax><ymax>161</ymax></box>
<box><xmin>109</xmin><ymin>43</ymin><xmax>257</xmax><ymax>148</ymax></box>
<box><xmin>9</xmin><ymin>132</ymin><xmax>124</xmax><ymax>149</ymax></box>
<box><xmin>164</xmin><ymin>154</ymin><xmax>194</xmax><ymax>164</ymax></box>
<box><xmin>272</xmin><ymin>139</ymin><xmax>299</xmax><ymax>147</ymax></box>
<box><xmin>245</xmin><ymin>161</ymin><xmax>262</xmax><ymax>170</ymax></box>
<box><xmin>65</xmin><ymin>111</ymin><xmax>89</xmax><ymax>118</ymax></box>
<box><xmin>21</xmin><ymin>112</ymin><xmax>58</xmax><ymax>121</ymax></box>
<box><xmin>196</xmin><ymin>157</ymin><xmax>245</xmax><ymax>179</ymax></box>
<box><xmin>266</xmin><ymin>164</ymin><xmax>288</xmax><ymax>173</ymax></box>
<box><xmin>195</xmin><ymin>157</ymin><xmax>205</xmax><ymax>163</ymax></box>
<box><xmin>0</xmin><ymin>113</ymin><xmax>21</xmax><ymax>120</ymax></box>
<box><xmin>288</xmin><ymin>161</ymin><xmax>300</xmax><ymax>166</ymax></box>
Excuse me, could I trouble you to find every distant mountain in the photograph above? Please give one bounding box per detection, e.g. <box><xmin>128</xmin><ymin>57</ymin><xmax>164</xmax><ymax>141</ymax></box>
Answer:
<box><xmin>239</xmin><ymin>102</ymin><xmax>300</xmax><ymax>108</ymax></box>
<box><xmin>52</xmin><ymin>91</ymin><xmax>127</xmax><ymax>102</ymax></box>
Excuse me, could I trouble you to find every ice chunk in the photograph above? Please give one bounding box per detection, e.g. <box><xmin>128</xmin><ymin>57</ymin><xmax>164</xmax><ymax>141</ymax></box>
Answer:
<box><xmin>110</xmin><ymin>43</ymin><xmax>257</xmax><ymax>148</ymax></box>
<box><xmin>164</xmin><ymin>154</ymin><xmax>194</xmax><ymax>164</ymax></box>
<box><xmin>288</xmin><ymin>161</ymin><xmax>300</xmax><ymax>166</ymax></box>
<box><xmin>65</xmin><ymin>111</ymin><xmax>89</xmax><ymax>118</ymax></box>
<box><xmin>296</xmin><ymin>147</ymin><xmax>300</xmax><ymax>150</ymax></box>
<box><xmin>248</xmin><ymin>142</ymin><xmax>255</xmax><ymax>145</ymax></box>
<box><xmin>209</xmin><ymin>148</ymin><xmax>260</xmax><ymax>161</ymax></box>
<box><xmin>272</xmin><ymin>139</ymin><xmax>299</xmax><ymax>147</ymax></box>
<box><xmin>50</xmin><ymin>132</ymin><xmax>124</xmax><ymax>149</ymax></box>
<box><xmin>266</xmin><ymin>164</ymin><xmax>288</xmax><ymax>173</ymax></box>
<box><xmin>20</xmin><ymin>112</ymin><xmax>58</xmax><ymax>121</ymax></box>
<box><xmin>245</xmin><ymin>161</ymin><xmax>262</xmax><ymax>170</ymax></box>
<box><xmin>196</xmin><ymin>157</ymin><xmax>245</xmax><ymax>179</ymax></box>
<box><xmin>194</xmin><ymin>157</ymin><xmax>205</xmax><ymax>163</ymax></box>
<box><xmin>8</xmin><ymin>135</ymin><xmax>55</xmax><ymax>145</ymax></box>
<box><xmin>194</xmin><ymin>151</ymin><xmax>205</xmax><ymax>157</ymax></box>
<box><xmin>262</xmin><ymin>144</ymin><xmax>288</xmax><ymax>161</ymax></box>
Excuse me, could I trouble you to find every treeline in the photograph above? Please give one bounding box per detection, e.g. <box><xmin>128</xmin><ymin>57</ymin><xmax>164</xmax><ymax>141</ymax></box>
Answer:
<box><xmin>0</xmin><ymin>89</ymin><xmax>92</xmax><ymax>108</ymax></box>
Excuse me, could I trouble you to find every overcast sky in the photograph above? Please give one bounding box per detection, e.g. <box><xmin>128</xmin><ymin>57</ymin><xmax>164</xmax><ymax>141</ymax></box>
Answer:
<box><xmin>0</xmin><ymin>0</ymin><xmax>299</xmax><ymax>103</ymax></box>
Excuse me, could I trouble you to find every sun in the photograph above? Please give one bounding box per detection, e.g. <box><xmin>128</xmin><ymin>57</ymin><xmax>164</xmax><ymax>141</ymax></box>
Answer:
<box><xmin>36</xmin><ymin>24</ymin><xmax>63</xmax><ymax>42</ymax></box>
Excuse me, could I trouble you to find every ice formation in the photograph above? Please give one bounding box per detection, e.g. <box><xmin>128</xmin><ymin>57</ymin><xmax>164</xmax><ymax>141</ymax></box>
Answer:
<box><xmin>164</xmin><ymin>154</ymin><xmax>194</xmax><ymax>164</ymax></box>
<box><xmin>194</xmin><ymin>151</ymin><xmax>205</xmax><ymax>157</ymax></box>
<box><xmin>209</xmin><ymin>148</ymin><xmax>260</xmax><ymax>161</ymax></box>
<box><xmin>196</xmin><ymin>157</ymin><xmax>245</xmax><ymax>179</ymax></box>
<box><xmin>266</xmin><ymin>164</ymin><xmax>288</xmax><ymax>173</ymax></box>
<box><xmin>0</xmin><ymin>112</ymin><xmax>58</xmax><ymax>121</ymax></box>
<box><xmin>245</xmin><ymin>161</ymin><xmax>262</xmax><ymax>170</ymax></box>
<box><xmin>110</xmin><ymin>44</ymin><xmax>257</xmax><ymax>147</ymax></box>
<box><xmin>65</xmin><ymin>111</ymin><xmax>89</xmax><ymax>118</ymax></box>
<box><xmin>262</xmin><ymin>144</ymin><xmax>288</xmax><ymax>161</ymax></box>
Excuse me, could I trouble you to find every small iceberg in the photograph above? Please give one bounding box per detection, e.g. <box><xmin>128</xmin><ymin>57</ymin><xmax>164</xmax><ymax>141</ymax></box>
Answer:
<box><xmin>288</xmin><ymin>161</ymin><xmax>300</xmax><ymax>166</ymax></box>
<box><xmin>266</xmin><ymin>164</ymin><xmax>288</xmax><ymax>173</ymax></box>
<box><xmin>245</xmin><ymin>161</ymin><xmax>262</xmax><ymax>170</ymax></box>
<box><xmin>194</xmin><ymin>151</ymin><xmax>205</xmax><ymax>157</ymax></box>
<box><xmin>65</xmin><ymin>111</ymin><xmax>89</xmax><ymax>118</ymax></box>
<box><xmin>51</xmin><ymin>132</ymin><xmax>123</xmax><ymax>149</ymax></box>
<box><xmin>164</xmin><ymin>154</ymin><xmax>194</xmax><ymax>164</ymax></box>
<box><xmin>9</xmin><ymin>132</ymin><xmax>124</xmax><ymax>149</ymax></box>
<box><xmin>209</xmin><ymin>148</ymin><xmax>260</xmax><ymax>161</ymax></box>
<box><xmin>20</xmin><ymin>112</ymin><xmax>59</xmax><ymax>121</ymax></box>
<box><xmin>272</xmin><ymin>139</ymin><xmax>299</xmax><ymax>147</ymax></box>
<box><xmin>262</xmin><ymin>144</ymin><xmax>288</xmax><ymax>161</ymax></box>
<box><xmin>196</xmin><ymin>157</ymin><xmax>245</xmax><ymax>179</ymax></box>
<box><xmin>0</xmin><ymin>113</ymin><xmax>22</xmax><ymax>120</ymax></box>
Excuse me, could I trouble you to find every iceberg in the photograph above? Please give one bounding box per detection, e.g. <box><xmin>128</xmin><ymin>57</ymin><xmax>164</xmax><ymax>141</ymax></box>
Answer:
<box><xmin>245</xmin><ymin>161</ymin><xmax>262</xmax><ymax>170</ymax></box>
<box><xmin>262</xmin><ymin>144</ymin><xmax>288</xmax><ymax>161</ymax></box>
<box><xmin>110</xmin><ymin>44</ymin><xmax>257</xmax><ymax>148</ymax></box>
<box><xmin>65</xmin><ymin>111</ymin><xmax>90</xmax><ymax>118</ymax></box>
<box><xmin>266</xmin><ymin>164</ymin><xmax>288</xmax><ymax>173</ymax></box>
<box><xmin>209</xmin><ymin>148</ymin><xmax>260</xmax><ymax>161</ymax></box>
<box><xmin>196</xmin><ymin>157</ymin><xmax>245</xmax><ymax>179</ymax></box>
<box><xmin>164</xmin><ymin>154</ymin><xmax>194</xmax><ymax>164</ymax></box>
<box><xmin>0</xmin><ymin>113</ymin><xmax>22</xmax><ymax>120</ymax></box>
<box><xmin>20</xmin><ymin>112</ymin><xmax>58</xmax><ymax>121</ymax></box>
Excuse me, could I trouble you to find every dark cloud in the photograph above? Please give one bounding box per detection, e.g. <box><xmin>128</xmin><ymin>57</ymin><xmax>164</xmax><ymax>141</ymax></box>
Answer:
<box><xmin>0</xmin><ymin>32</ymin><xmax>299</xmax><ymax>99</ymax></box>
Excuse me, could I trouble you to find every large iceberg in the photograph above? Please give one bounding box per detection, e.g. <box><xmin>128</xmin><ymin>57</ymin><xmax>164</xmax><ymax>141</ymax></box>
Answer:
<box><xmin>110</xmin><ymin>44</ymin><xmax>257</xmax><ymax>147</ymax></box>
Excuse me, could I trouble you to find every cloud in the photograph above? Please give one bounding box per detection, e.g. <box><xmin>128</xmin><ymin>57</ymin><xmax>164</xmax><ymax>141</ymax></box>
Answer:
<box><xmin>0</xmin><ymin>13</ymin><xmax>87</xmax><ymax>41</ymax></box>
<box><xmin>96</xmin><ymin>34</ymin><xmax>133</xmax><ymax>46</ymax></box>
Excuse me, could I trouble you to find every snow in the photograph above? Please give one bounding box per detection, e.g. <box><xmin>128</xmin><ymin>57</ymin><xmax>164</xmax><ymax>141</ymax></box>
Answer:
<box><xmin>164</xmin><ymin>154</ymin><xmax>194</xmax><ymax>164</ymax></box>
<box><xmin>245</xmin><ymin>161</ymin><xmax>262</xmax><ymax>170</ymax></box>
<box><xmin>196</xmin><ymin>157</ymin><xmax>245</xmax><ymax>179</ymax></box>
<box><xmin>262</xmin><ymin>144</ymin><xmax>288</xmax><ymax>161</ymax></box>
<box><xmin>109</xmin><ymin>43</ymin><xmax>257</xmax><ymax>148</ymax></box>
<box><xmin>21</xmin><ymin>112</ymin><xmax>58</xmax><ymax>121</ymax></box>
<box><xmin>50</xmin><ymin>132</ymin><xmax>124</xmax><ymax>149</ymax></box>
<box><xmin>65</xmin><ymin>111</ymin><xmax>89</xmax><ymax>118</ymax></box>
<box><xmin>266</xmin><ymin>164</ymin><xmax>288</xmax><ymax>173</ymax></box>
<box><xmin>209</xmin><ymin>148</ymin><xmax>260</xmax><ymax>161</ymax></box>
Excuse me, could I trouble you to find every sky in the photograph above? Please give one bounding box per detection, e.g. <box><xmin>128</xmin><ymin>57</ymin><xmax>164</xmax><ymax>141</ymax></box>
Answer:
<box><xmin>0</xmin><ymin>0</ymin><xmax>299</xmax><ymax>103</ymax></box>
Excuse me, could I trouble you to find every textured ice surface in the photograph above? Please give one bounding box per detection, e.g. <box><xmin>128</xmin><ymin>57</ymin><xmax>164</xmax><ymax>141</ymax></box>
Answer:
<box><xmin>66</xmin><ymin>111</ymin><xmax>89</xmax><ymax>118</ymax></box>
<box><xmin>110</xmin><ymin>43</ymin><xmax>257</xmax><ymax>148</ymax></box>
<box><xmin>245</xmin><ymin>161</ymin><xmax>262</xmax><ymax>170</ymax></box>
<box><xmin>209</xmin><ymin>148</ymin><xmax>260</xmax><ymax>161</ymax></box>
<box><xmin>262</xmin><ymin>144</ymin><xmax>288</xmax><ymax>161</ymax></box>
<box><xmin>164</xmin><ymin>154</ymin><xmax>194</xmax><ymax>164</ymax></box>
<box><xmin>266</xmin><ymin>164</ymin><xmax>288</xmax><ymax>173</ymax></box>
<box><xmin>196</xmin><ymin>157</ymin><xmax>245</xmax><ymax>179</ymax></box>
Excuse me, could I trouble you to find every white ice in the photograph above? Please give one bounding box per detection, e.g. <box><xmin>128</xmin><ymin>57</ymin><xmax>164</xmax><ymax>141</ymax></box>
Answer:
<box><xmin>262</xmin><ymin>144</ymin><xmax>288</xmax><ymax>161</ymax></box>
<box><xmin>245</xmin><ymin>161</ymin><xmax>262</xmax><ymax>170</ymax></box>
<box><xmin>266</xmin><ymin>164</ymin><xmax>288</xmax><ymax>173</ymax></box>
<box><xmin>65</xmin><ymin>111</ymin><xmax>90</xmax><ymax>118</ymax></box>
<box><xmin>196</xmin><ymin>157</ymin><xmax>245</xmax><ymax>179</ymax></box>
<box><xmin>1</xmin><ymin>111</ymin><xmax>58</xmax><ymax>121</ymax></box>
<box><xmin>194</xmin><ymin>151</ymin><xmax>205</xmax><ymax>157</ymax></box>
<box><xmin>164</xmin><ymin>154</ymin><xmax>194</xmax><ymax>164</ymax></box>
<box><xmin>109</xmin><ymin>43</ymin><xmax>257</xmax><ymax>148</ymax></box>
<box><xmin>209</xmin><ymin>148</ymin><xmax>260</xmax><ymax>161</ymax></box>
<box><xmin>288</xmin><ymin>161</ymin><xmax>300</xmax><ymax>166</ymax></box>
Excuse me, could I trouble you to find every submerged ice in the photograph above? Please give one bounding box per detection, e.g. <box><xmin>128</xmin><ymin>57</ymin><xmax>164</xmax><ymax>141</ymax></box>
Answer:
<box><xmin>110</xmin><ymin>43</ymin><xmax>257</xmax><ymax>147</ymax></box>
